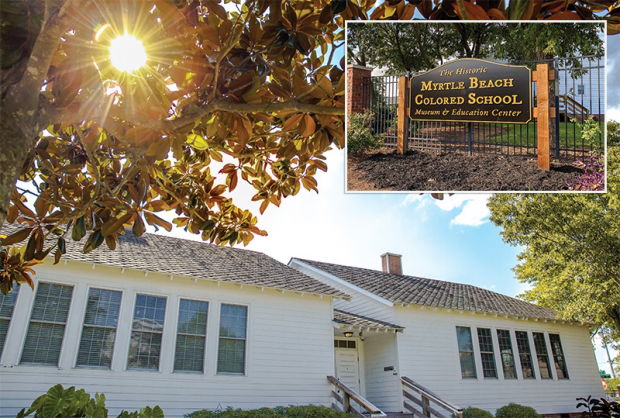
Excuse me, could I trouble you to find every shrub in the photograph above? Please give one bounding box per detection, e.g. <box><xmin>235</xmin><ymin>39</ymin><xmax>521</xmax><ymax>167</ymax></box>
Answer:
<box><xmin>569</xmin><ymin>152</ymin><xmax>604</xmax><ymax>191</ymax></box>
<box><xmin>609</xmin><ymin>120</ymin><xmax>620</xmax><ymax>147</ymax></box>
<box><xmin>347</xmin><ymin>111</ymin><xmax>383</xmax><ymax>155</ymax></box>
<box><xmin>495</xmin><ymin>403</ymin><xmax>540</xmax><ymax>418</ymax></box>
<box><xmin>186</xmin><ymin>405</ymin><xmax>350</xmax><ymax>418</ymax></box>
<box><xmin>576</xmin><ymin>395</ymin><xmax>620</xmax><ymax>416</ymax></box>
<box><xmin>462</xmin><ymin>406</ymin><xmax>495</xmax><ymax>418</ymax></box>
<box><xmin>17</xmin><ymin>384</ymin><xmax>163</xmax><ymax>418</ymax></box>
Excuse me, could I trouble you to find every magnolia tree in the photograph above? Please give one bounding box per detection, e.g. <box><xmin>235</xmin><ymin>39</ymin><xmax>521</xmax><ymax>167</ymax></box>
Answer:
<box><xmin>1</xmin><ymin>0</ymin><xmax>619</xmax><ymax>294</ymax></box>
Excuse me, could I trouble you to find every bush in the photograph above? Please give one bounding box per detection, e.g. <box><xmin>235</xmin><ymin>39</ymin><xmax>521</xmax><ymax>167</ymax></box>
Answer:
<box><xmin>186</xmin><ymin>405</ymin><xmax>350</xmax><ymax>418</ymax></box>
<box><xmin>347</xmin><ymin>111</ymin><xmax>383</xmax><ymax>155</ymax></box>
<box><xmin>609</xmin><ymin>120</ymin><xmax>620</xmax><ymax>147</ymax></box>
<box><xmin>569</xmin><ymin>152</ymin><xmax>604</xmax><ymax>191</ymax></box>
<box><xmin>462</xmin><ymin>407</ymin><xmax>495</xmax><ymax>418</ymax></box>
<box><xmin>495</xmin><ymin>403</ymin><xmax>540</xmax><ymax>418</ymax></box>
<box><xmin>17</xmin><ymin>384</ymin><xmax>163</xmax><ymax>418</ymax></box>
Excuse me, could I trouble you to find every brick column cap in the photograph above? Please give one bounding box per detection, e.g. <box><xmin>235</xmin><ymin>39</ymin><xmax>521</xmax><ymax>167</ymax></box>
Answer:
<box><xmin>349</xmin><ymin>64</ymin><xmax>374</xmax><ymax>72</ymax></box>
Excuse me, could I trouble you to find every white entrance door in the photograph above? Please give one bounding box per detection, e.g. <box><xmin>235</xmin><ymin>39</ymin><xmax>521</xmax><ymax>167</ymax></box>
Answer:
<box><xmin>334</xmin><ymin>339</ymin><xmax>361</xmax><ymax>394</ymax></box>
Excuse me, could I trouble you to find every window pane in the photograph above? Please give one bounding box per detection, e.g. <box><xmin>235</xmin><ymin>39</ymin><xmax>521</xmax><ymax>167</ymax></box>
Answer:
<box><xmin>0</xmin><ymin>283</ymin><xmax>19</xmax><ymax>354</ymax></box>
<box><xmin>549</xmin><ymin>334</ymin><xmax>569</xmax><ymax>379</ymax></box>
<box><xmin>217</xmin><ymin>338</ymin><xmax>246</xmax><ymax>374</ymax></box>
<box><xmin>174</xmin><ymin>299</ymin><xmax>208</xmax><ymax>372</ymax></box>
<box><xmin>30</xmin><ymin>282</ymin><xmax>73</xmax><ymax>323</ymax></box>
<box><xmin>21</xmin><ymin>283</ymin><xmax>73</xmax><ymax>365</ymax></box>
<box><xmin>175</xmin><ymin>334</ymin><xmax>205</xmax><ymax>372</ymax></box>
<box><xmin>77</xmin><ymin>327</ymin><xmax>116</xmax><ymax>367</ymax></box>
<box><xmin>456</xmin><ymin>326</ymin><xmax>476</xmax><ymax>378</ymax></box>
<box><xmin>83</xmin><ymin>288</ymin><xmax>122</xmax><ymax>327</ymax></box>
<box><xmin>132</xmin><ymin>294</ymin><xmax>166</xmax><ymax>332</ymax></box>
<box><xmin>515</xmin><ymin>331</ymin><xmax>535</xmax><ymax>379</ymax></box>
<box><xmin>477</xmin><ymin>328</ymin><xmax>497</xmax><ymax>378</ymax></box>
<box><xmin>533</xmin><ymin>332</ymin><xmax>552</xmax><ymax>379</ymax></box>
<box><xmin>219</xmin><ymin>304</ymin><xmax>247</xmax><ymax>339</ymax></box>
<box><xmin>177</xmin><ymin>299</ymin><xmax>208</xmax><ymax>336</ymax></box>
<box><xmin>21</xmin><ymin>323</ymin><xmax>66</xmax><ymax>364</ymax></box>
<box><xmin>497</xmin><ymin>329</ymin><xmax>516</xmax><ymax>379</ymax></box>
<box><xmin>76</xmin><ymin>288</ymin><xmax>122</xmax><ymax>368</ymax></box>
<box><xmin>127</xmin><ymin>294</ymin><xmax>166</xmax><ymax>370</ymax></box>
<box><xmin>217</xmin><ymin>304</ymin><xmax>247</xmax><ymax>374</ymax></box>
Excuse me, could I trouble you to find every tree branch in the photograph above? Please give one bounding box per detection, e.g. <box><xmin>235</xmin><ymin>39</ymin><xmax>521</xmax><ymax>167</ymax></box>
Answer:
<box><xmin>46</xmin><ymin>100</ymin><xmax>344</xmax><ymax>131</ymax></box>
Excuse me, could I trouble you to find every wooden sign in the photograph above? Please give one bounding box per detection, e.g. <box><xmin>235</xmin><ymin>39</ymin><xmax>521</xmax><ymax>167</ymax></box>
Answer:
<box><xmin>409</xmin><ymin>58</ymin><xmax>532</xmax><ymax>124</ymax></box>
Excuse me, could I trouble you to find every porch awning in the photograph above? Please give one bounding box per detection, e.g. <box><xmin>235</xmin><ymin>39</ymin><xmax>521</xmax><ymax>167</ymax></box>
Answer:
<box><xmin>333</xmin><ymin>309</ymin><xmax>404</xmax><ymax>332</ymax></box>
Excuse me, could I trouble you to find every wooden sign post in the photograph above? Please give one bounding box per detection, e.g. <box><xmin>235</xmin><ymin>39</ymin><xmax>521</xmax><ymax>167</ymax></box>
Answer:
<box><xmin>397</xmin><ymin>76</ymin><xmax>410</xmax><ymax>154</ymax></box>
<box><xmin>533</xmin><ymin>63</ymin><xmax>556</xmax><ymax>171</ymax></box>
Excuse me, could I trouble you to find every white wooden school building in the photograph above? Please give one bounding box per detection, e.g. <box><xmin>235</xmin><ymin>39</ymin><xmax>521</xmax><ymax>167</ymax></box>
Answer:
<box><xmin>0</xmin><ymin>233</ymin><xmax>602</xmax><ymax>417</ymax></box>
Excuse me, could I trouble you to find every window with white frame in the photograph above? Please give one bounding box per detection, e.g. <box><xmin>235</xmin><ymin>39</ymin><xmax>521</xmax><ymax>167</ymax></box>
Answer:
<box><xmin>477</xmin><ymin>328</ymin><xmax>497</xmax><ymax>378</ymax></box>
<box><xmin>533</xmin><ymin>332</ymin><xmax>552</xmax><ymax>379</ymax></box>
<box><xmin>76</xmin><ymin>288</ymin><xmax>122</xmax><ymax>368</ymax></box>
<box><xmin>217</xmin><ymin>304</ymin><xmax>247</xmax><ymax>374</ymax></box>
<box><xmin>496</xmin><ymin>329</ymin><xmax>517</xmax><ymax>379</ymax></box>
<box><xmin>174</xmin><ymin>299</ymin><xmax>209</xmax><ymax>372</ymax></box>
<box><xmin>127</xmin><ymin>294</ymin><xmax>166</xmax><ymax>370</ymax></box>
<box><xmin>456</xmin><ymin>326</ymin><xmax>477</xmax><ymax>378</ymax></box>
<box><xmin>0</xmin><ymin>283</ymin><xmax>19</xmax><ymax>355</ymax></box>
<box><xmin>21</xmin><ymin>282</ymin><xmax>74</xmax><ymax>365</ymax></box>
<box><xmin>515</xmin><ymin>331</ymin><xmax>536</xmax><ymax>379</ymax></box>
<box><xmin>549</xmin><ymin>334</ymin><xmax>569</xmax><ymax>379</ymax></box>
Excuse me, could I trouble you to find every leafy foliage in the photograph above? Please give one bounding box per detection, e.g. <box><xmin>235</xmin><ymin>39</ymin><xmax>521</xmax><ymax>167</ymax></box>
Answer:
<box><xmin>16</xmin><ymin>384</ymin><xmax>163</xmax><ymax>418</ymax></box>
<box><xmin>495</xmin><ymin>403</ymin><xmax>540</xmax><ymax>418</ymax></box>
<box><xmin>462</xmin><ymin>407</ymin><xmax>495</xmax><ymax>418</ymax></box>
<box><xmin>609</xmin><ymin>121</ymin><xmax>620</xmax><ymax>147</ymax></box>
<box><xmin>186</xmin><ymin>405</ymin><xmax>350</xmax><ymax>417</ymax></box>
<box><xmin>0</xmin><ymin>0</ymin><xmax>354</xmax><ymax>292</ymax></box>
<box><xmin>0</xmin><ymin>0</ymin><xmax>618</xmax><ymax>296</ymax></box>
<box><xmin>347</xmin><ymin>22</ymin><xmax>604</xmax><ymax>74</ymax></box>
<box><xmin>488</xmin><ymin>121</ymin><xmax>620</xmax><ymax>340</ymax></box>
<box><xmin>576</xmin><ymin>396</ymin><xmax>620</xmax><ymax>417</ymax></box>
<box><xmin>367</xmin><ymin>0</ymin><xmax>619</xmax><ymax>31</ymax></box>
<box><xmin>347</xmin><ymin>111</ymin><xmax>383</xmax><ymax>155</ymax></box>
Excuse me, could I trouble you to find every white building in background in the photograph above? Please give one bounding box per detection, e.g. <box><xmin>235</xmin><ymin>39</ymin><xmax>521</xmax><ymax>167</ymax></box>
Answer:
<box><xmin>0</xmin><ymin>232</ymin><xmax>602</xmax><ymax>417</ymax></box>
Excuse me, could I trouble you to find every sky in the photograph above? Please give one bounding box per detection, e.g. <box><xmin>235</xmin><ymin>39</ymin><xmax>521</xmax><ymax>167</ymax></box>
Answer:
<box><xmin>153</xmin><ymin>34</ymin><xmax>620</xmax><ymax>376</ymax></box>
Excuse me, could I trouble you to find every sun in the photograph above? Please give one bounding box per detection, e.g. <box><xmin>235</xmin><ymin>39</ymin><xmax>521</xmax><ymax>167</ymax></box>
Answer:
<box><xmin>109</xmin><ymin>34</ymin><xmax>147</xmax><ymax>72</ymax></box>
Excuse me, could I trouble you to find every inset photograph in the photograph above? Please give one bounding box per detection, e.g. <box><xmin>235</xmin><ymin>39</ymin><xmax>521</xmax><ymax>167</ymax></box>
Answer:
<box><xmin>345</xmin><ymin>21</ymin><xmax>606</xmax><ymax>192</ymax></box>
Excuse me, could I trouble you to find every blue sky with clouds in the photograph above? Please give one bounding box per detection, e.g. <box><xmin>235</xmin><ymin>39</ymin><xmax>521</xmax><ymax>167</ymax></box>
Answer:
<box><xmin>155</xmin><ymin>30</ymin><xmax>619</xmax><ymax>376</ymax></box>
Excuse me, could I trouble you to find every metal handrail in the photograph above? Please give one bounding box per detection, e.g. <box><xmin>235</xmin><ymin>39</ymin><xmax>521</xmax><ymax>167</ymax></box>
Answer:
<box><xmin>327</xmin><ymin>376</ymin><xmax>386</xmax><ymax>417</ymax></box>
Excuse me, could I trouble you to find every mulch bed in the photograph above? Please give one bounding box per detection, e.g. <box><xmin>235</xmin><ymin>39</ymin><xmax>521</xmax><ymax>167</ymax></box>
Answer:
<box><xmin>348</xmin><ymin>149</ymin><xmax>583</xmax><ymax>191</ymax></box>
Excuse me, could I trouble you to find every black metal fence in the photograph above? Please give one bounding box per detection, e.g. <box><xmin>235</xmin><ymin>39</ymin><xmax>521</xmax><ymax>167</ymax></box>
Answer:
<box><xmin>361</xmin><ymin>56</ymin><xmax>604</xmax><ymax>160</ymax></box>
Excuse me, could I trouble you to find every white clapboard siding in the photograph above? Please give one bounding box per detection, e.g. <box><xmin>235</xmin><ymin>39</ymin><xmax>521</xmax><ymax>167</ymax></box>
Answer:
<box><xmin>289</xmin><ymin>260</ymin><xmax>395</xmax><ymax>323</ymax></box>
<box><xmin>394</xmin><ymin>306</ymin><xmax>603</xmax><ymax>415</ymax></box>
<box><xmin>0</xmin><ymin>261</ymin><xmax>335</xmax><ymax>418</ymax></box>
<box><xmin>362</xmin><ymin>333</ymin><xmax>402</xmax><ymax>412</ymax></box>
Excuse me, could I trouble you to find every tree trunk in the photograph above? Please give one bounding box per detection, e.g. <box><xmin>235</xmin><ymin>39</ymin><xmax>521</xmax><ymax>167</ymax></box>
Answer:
<box><xmin>0</xmin><ymin>107</ymin><xmax>36</xmax><ymax>227</ymax></box>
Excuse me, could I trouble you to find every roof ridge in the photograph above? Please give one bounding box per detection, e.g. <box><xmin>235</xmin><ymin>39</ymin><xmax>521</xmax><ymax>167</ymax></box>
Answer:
<box><xmin>295</xmin><ymin>257</ymin><xmax>514</xmax><ymax>299</ymax></box>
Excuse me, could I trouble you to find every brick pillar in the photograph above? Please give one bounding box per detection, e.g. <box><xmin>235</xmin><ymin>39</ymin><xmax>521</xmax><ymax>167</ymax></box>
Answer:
<box><xmin>347</xmin><ymin>65</ymin><xmax>373</xmax><ymax>115</ymax></box>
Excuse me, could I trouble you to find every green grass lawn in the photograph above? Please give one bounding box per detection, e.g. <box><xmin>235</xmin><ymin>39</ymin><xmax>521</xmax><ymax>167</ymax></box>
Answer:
<box><xmin>485</xmin><ymin>121</ymin><xmax>603</xmax><ymax>148</ymax></box>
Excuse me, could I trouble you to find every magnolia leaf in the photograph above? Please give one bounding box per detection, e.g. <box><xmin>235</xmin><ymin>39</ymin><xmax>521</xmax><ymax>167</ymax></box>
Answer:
<box><xmin>1</xmin><ymin>228</ymin><xmax>33</xmax><ymax>245</ymax></box>
<box><xmin>186</xmin><ymin>133</ymin><xmax>208</xmax><ymax>150</ymax></box>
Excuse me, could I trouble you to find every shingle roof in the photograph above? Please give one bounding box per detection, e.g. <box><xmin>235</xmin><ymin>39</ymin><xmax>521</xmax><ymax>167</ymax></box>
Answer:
<box><xmin>1</xmin><ymin>225</ymin><xmax>347</xmax><ymax>298</ymax></box>
<box><xmin>295</xmin><ymin>259</ymin><xmax>558</xmax><ymax>320</ymax></box>
<box><xmin>334</xmin><ymin>309</ymin><xmax>404</xmax><ymax>331</ymax></box>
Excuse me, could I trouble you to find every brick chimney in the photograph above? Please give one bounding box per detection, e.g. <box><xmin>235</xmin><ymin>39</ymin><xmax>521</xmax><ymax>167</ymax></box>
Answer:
<box><xmin>381</xmin><ymin>252</ymin><xmax>402</xmax><ymax>275</ymax></box>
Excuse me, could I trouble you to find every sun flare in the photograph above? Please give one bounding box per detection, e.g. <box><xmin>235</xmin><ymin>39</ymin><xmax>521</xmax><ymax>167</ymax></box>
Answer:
<box><xmin>109</xmin><ymin>34</ymin><xmax>147</xmax><ymax>72</ymax></box>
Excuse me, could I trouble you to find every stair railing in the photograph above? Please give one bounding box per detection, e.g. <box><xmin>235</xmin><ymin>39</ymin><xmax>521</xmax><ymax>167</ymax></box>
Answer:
<box><xmin>327</xmin><ymin>375</ymin><xmax>386</xmax><ymax>417</ymax></box>
<box><xmin>401</xmin><ymin>376</ymin><xmax>463</xmax><ymax>418</ymax></box>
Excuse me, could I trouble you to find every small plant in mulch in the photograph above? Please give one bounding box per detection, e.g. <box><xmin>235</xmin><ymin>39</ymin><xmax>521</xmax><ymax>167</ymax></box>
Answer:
<box><xmin>569</xmin><ymin>152</ymin><xmax>604</xmax><ymax>191</ymax></box>
<box><xmin>347</xmin><ymin>111</ymin><xmax>383</xmax><ymax>155</ymax></box>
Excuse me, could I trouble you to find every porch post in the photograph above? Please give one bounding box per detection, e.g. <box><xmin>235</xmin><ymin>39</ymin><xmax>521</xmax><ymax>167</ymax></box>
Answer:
<box><xmin>534</xmin><ymin>63</ymin><xmax>556</xmax><ymax>171</ymax></box>
<box><xmin>397</xmin><ymin>76</ymin><xmax>410</xmax><ymax>154</ymax></box>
